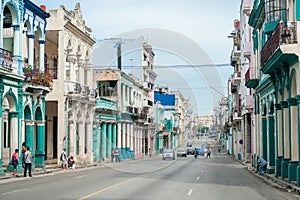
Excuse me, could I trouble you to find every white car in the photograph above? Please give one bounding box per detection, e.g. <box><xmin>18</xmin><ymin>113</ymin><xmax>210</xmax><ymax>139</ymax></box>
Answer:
<box><xmin>162</xmin><ymin>149</ymin><xmax>175</xmax><ymax>160</ymax></box>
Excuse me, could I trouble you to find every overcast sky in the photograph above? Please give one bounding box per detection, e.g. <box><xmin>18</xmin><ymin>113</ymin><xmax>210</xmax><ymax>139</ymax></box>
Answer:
<box><xmin>32</xmin><ymin>0</ymin><xmax>241</xmax><ymax>115</ymax></box>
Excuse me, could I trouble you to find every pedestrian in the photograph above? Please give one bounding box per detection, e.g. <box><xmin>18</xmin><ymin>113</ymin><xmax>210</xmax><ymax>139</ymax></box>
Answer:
<box><xmin>111</xmin><ymin>149</ymin><xmax>114</xmax><ymax>163</ymax></box>
<box><xmin>68</xmin><ymin>156</ymin><xmax>75</xmax><ymax>169</ymax></box>
<box><xmin>114</xmin><ymin>146</ymin><xmax>120</xmax><ymax>163</ymax></box>
<box><xmin>12</xmin><ymin>149</ymin><xmax>19</xmax><ymax>177</ymax></box>
<box><xmin>23</xmin><ymin>147</ymin><xmax>32</xmax><ymax>177</ymax></box>
<box><xmin>21</xmin><ymin>142</ymin><xmax>26</xmax><ymax>168</ymax></box>
<box><xmin>257</xmin><ymin>156</ymin><xmax>268</xmax><ymax>175</ymax></box>
<box><xmin>60</xmin><ymin>148</ymin><xmax>67</xmax><ymax>169</ymax></box>
<box><xmin>207</xmin><ymin>149</ymin><xmax>211</xmax><ymax>158</ymax></box>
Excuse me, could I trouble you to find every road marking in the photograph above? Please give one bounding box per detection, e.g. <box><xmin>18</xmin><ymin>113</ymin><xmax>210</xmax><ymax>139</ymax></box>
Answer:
<box><xmin>187</xmin><ymin>188</ymin><xmax>193</xmax><ymax>196</ymax></box>
<box><xmin>1</xmin><ymin>189</ymin><xmax>26</xmax><ymax>195</ymax></box>
<box><xmin>196</xmin><ymin>177</ymin><xmax>200</xmax><ymax>180</ymax></box>
<box><xmin>74</xmin><ymin>175</ymin><xmax>86</xmax><ymax>179</ymax></box>
<box><xmin>79</xmin><ymin>177</ymin><xmax>138</xmax><ymax>200</ymax></box>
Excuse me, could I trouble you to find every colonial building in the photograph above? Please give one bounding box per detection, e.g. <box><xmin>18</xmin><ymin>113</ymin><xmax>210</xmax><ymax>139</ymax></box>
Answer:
<box><xmin>249</xmin><ymin>0</ymin><xmax>300</xmax><ymax>184</ymax></box>
<box><xmin>1</xmin><ymin>0</ymin><xmax>50</xmax><ymax>175</ymax></box>
<box><xmin>45</xmin><ymin>3</ymin><xmax>96</xmax><ymax>165</ymax></box>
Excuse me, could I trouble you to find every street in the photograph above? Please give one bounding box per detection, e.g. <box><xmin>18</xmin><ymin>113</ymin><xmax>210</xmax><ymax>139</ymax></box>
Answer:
<box><xmin>0</xmin><ymin>138</ymin><xmax>298</xmax><ymax>200</ymax></box>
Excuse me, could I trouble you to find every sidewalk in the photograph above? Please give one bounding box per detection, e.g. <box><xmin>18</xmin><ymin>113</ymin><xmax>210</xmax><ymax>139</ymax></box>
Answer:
<box><xmin>236</xmin><ymin>157</ymin><xmax>300</xmax><ymax>195</ymax></box>
<box><xmin>0</xmin><ymin>155</ymin><xmax>155</xmax><ymax>182</ymax></box>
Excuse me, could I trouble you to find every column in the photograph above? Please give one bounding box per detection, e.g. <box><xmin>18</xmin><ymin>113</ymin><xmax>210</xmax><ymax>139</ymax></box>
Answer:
<box><xmin>35</xmin><ymin>121</ymin><xmax>45</xmax><ymax>169</ymax></box>
<box><xmin>101</xmin><ymin>123</ymin><xmax>107</xmax><ymax>159</ymax></box>
<box><xmin>296</xmin><ymin>95</ymin><xmax>300</xmax><ymax>186</ymax></box>
<box><xmin>275</xmin><ymin>103</ymin><xmax>283</xmax><ymax>178</ymax></box>
<box><xmin>38</xmin><ymin>40</ymin><xmax>45</xmax><ymax>72</ymax></box>
<box><xmin>281</xmin><ymin>101</ymin><xmax>290</xmax><ymax>179</ymax></box>
<box><xmin>78</xmin><ymin>122</ymin><xmax>85</xmax><ymax>155</ymax></box>
<box><xmin>117</xmin><ymin>123</ymin><xmax>122</xmax><ymax>149</ymax></box>
<box><xmin>122</xmin><ymin>123</ymin><xmax>126</xmax><ymax>159</ymax></box>
<box><xmin>107</xmin><ymin>123</ymin><xmax>112</xmax><ymax>158</ymax></box>
<box><xmin>67</xmin><ymin>55</ymin><xmax>76</xmax><ymax>81</ymax></box>
<box><xmin>261</xmin><ymin>115</ymin><xmax>267</xmax><ymax>160</ymax></box>
<box><xmin>24</xmin><ymin>121</ymin><xmax>34</xmax><ymax>169</ymax></box>
<box><xmin>27</xmin><ymin>35</ymin><xmax>34</xmax><ymax>67</ymax></box>
<box><xmin>130</xmin><ymin>123</ymin><xmax>134</xmax><ymax>158</ymax></box>
<box><xmin>266</xmin><ymin>113</ymin><xmax>275</xmax><ymax>174</ymax></box>
<box><xmin>92</xmin><ymin>124</ymin><xmax>100</xmax><ymax>162</ymax></box>
<box><xmin>288</xmin><ymin>98</ymin><xmax>298</xmax><ymax>182</ymax></box>
<box><xmin>86</xmin><ymin>121</ymin><xmax>93</xmax><ymax>164</ymax></box>
<box><xmin>69</xmin><ymin>122</ymin><xmax>76</xmax><ymax>157</ymax></box>
<box><xmin>112</xmin><ymin>124</ymin><xmax>117</xmax><ymax>149</ymax></box>
<box><xmin>0</xmin><ymin>86</ymin><xmax>4</xmax><ymax>175</ymax></box>
<box><xmin>126</xmin><ymin>123</ymin><xmax>130</xmax><ymax>158</ymax></box>
<box><xmin>86</xmin><ymin>64</ymin><xmax>93</xmax><ymax>87</ymax></box>
<box><xmin>78</xmin><ymin>59</ymin><xmax>84</xmax><ymax>84</ymax></box>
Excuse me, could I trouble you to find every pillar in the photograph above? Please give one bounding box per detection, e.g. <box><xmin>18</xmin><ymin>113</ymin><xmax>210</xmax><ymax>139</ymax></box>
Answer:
<box><xmin>0</xmin><ymin>86</ymin><xmax>4</xmax><ymax>175</ymax></box>
<box><xmin>295</xmin><ymin>95</ymin><xmax>300</xmax><ymax>186</ymax></box>
<box><xmin>112</xmin><ymin>124</ymin><xmax>117</xmax><ymax>149</ymax></box>
<box><xmin>27</xmin><ymin>35</ymin><xmax>34</xmax><ymax>67</ymax></box>
<box><xmin>101</xmin><ymin>123</ymin><xmax>107</xmax><ymax>159</ymax></box>
<box><xmin>69</xmin><ymin>122</ymin><xmax>76</xmax><ymax>157</ymax></box>
<box><xmin>92</xmin><ymin>124</ymin><xmax>100</xmax><ymax>162</ymax></box>
<box><xmin>78</xmin><ymin>122</ymin><xmax>85</xmax><ymax>155</ymax></box>
<box><xmin>275</xmin><ymin>103</ymin><xmax>282</xmax><ymax>178</ymax></box>
<box><xmin>266</xmin><ymin>113</ymin><xmax>275</xmax><ymax>174</ymax></box>
<box><xmin>261</xmin><ymin>115</ymin><xmax>267</xmax><ymax>160</ymax></box>
<box><xmin>67</xmin><ymin>55</ymin><xmax>76</xmax><ymax>81</ymax></box>
<box><xmin>281</xmin><ymin>101</ymin><xmax>290</xmax><ymax>179</ymax></box>
<box><xmin>107</xmin><ymin>123</ymin><xmax>112</xmax><ymax>158</ymax></box>
<box><xmin>35</xmin><ymin>121</ymin><xmax>45</xmax><ymax>169</ymax></box>
<box><xmin>23</xmin><ymin>121</ymin><xmax>34</xmax><ymax>172</ymax></box>
<box><xmin>38</xmin><ymin>40</ymin><xmax>45</xmax><ymax>72</ymax></box>
<box><xmin>121</xmin><ymin>123</ymin><xmax>126</xmax><ymax>159</ymax></box>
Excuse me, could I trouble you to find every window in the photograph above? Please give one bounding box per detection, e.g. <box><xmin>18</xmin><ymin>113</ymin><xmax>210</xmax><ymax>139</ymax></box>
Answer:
<box><xmin>265</xmin><ymin>0</ymin><xmax>286</xmax><ymax>23</ymax></box>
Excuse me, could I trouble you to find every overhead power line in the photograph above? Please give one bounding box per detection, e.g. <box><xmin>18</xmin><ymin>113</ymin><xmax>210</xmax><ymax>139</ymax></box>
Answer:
<box><xmin>94</xmin><ymin>63</ymin><xmax>247</xmax><ymax>69</ymax></box>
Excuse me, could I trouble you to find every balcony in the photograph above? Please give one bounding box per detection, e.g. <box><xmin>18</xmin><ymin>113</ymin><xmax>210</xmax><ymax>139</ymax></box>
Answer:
<box><xmin>241</xmin><ymin>0</ymin><xmax>251</xmax><ymax>14</ymax></box>
<box><xmin>232</xmin><ymin>71</ymin><xmax>241</xmax><ymax>86</ymax></box>
<box><xmin>243</xmin><ymin>41</ymin><xmax>252</xmax><ymax>58</ymax></box>
<box><xmin>244</xmin><ymin>95</ymin><xmax>254</xmax><ymax>109</ymax></box>
<box><xmin>261</xmin><ymin>21</ymin><xmax>298</xmax><ymax>75</ymax></box>
<box><xmin>233</xmin><ymin>111</ymin><xmax>242</xmax><ymax>123</ymax></box>
<box><xmin>126</xmin><ymin>106</ymin><xmax>133</xmax><ymax>114</ymax></box>
<box><xmin>230</xmin><ymin>46</ymin><xmax>241</xmax><ymax>66</ymax></box>
<box><xmin>0</xmin><ymin>48</ymin><xmax>13</xmax><ymax>71</ymax></box>
<box><xmin>245</xmin><ymin>67</ymin><xmax>259</xmax><ymax>88</ymax></box>
<box><xmin>24</xmin><ymin>67</ymin><xmax>53</xmax><ymax>90</ymax></box>
<box><xmin>143</xmin><ymin>99</ymin><xmax>153</xmax><ymax>108</ymax></box>
<box><xmin>64</xmin><ymin>81</ymin><xmax>81</xmax><ymax>94</ymax></box>
<box><xmin>143</xmin><ymin>82</ymin><xmax>153</xmax><ymax>91</ymax></box>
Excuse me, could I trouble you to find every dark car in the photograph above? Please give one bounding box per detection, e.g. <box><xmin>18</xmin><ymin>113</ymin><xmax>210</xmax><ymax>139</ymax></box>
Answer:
<box><xmin>187</xmin><ymin>148</ymin><xmax>194</xmax><ymax>155</ymax></box>
<box><xmin>195</xmin><ymin>148</ymin><xmax>204</xmax><ymax>156</ymax></box>
<box><xmin>177</xmin><ymin>149</ymin><xmax>187</xmax><ymax>157</ymax></box>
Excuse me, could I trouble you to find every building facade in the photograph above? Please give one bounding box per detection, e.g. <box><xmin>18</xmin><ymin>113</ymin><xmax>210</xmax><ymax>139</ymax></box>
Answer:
<box><xmin>45</xmin><ymin>3</ymin><xmax>96</xmax><ymax>165</ymax></box>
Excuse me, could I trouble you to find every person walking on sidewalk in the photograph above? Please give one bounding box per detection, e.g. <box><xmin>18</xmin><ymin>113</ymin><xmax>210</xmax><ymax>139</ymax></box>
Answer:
<box><xmin>257</xmin><ymin>156</ymin><xmax>268</xmax><ymax>175</ymax></box>
<box><xmin>114</xmin><ymin>147</ymin><xmax>120</xmax><ymax>163</ymax></box>
<box><xmin>60</xmin><ymin>148</ymin><xmax>67</xmax><ymax>169</ymax></box>
<box><xmin>23</xmin><ymin>147</ymin><xmax>32</xmax><ymax>177</ymax></box>
<box><xmin>12</xmin><ymin>149</ymin><xmax>19</xmax><ymax>177</ymax></box>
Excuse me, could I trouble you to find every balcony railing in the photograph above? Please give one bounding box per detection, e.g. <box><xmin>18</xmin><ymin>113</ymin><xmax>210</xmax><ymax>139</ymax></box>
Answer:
<box><xmin>0</xmin><ymin>48</ymin><xmax>13</xmax><ymax>71</ymax></box>
<box><xmin>24</xmin><ymin>68</ymin><xmax>53</xmax><ymax>88</ymax></box>
<box><xmin>261</xmin><ymin>21</ymin><xmax>297</xmax><ymax>66</ymax></box>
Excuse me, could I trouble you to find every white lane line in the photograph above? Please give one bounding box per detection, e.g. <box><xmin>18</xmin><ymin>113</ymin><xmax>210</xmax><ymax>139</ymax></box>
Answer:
<box><xmin>74</xmin><ymin>175</ymin><xmax>86</xmax><ymax>179</ymax></box>
<box><xmin>196</xmin><ymin>177</ymin><xmax>200</xmax><ymax>180</ymax></box>
<box><xmin>187</xmin><ymin>188</ymin><xmax>193</xmax><ymax>196</ymax></box>
<box><xmin>1</xmin><ymin>189</ymin><xmax>26</xmax><ymax>195</ymax></box>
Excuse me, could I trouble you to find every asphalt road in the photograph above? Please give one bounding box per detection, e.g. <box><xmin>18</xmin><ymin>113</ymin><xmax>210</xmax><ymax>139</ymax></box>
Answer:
<box><xmin>0</xmin><ymin>138</ymin><xmax>299</xmax><ymax>200</ymax></box>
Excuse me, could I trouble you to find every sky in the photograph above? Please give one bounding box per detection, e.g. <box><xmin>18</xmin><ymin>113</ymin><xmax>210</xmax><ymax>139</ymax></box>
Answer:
<box><xmin>32</xmin><ymin>0</ymin><xmax>241</xmax><ymax>116</ymax></box>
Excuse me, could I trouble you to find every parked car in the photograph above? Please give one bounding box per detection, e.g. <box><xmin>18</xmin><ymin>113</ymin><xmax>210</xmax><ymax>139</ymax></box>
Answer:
<box><xmin>177</xmin><ymin>149</ymin><xmax>187</xmax><ymax>157</ymax></box>
<box><xmin>195</xmin><ymin>148</ymin><xmax>204</xmax><ymax>156</ymax></box>
<box><xmin>162</xmin><ymin>149</ymin><xmax>175</xmax><ymax>160</ymax></box>
<box><xmin>187</xmin><ymin>148</ymin><xmax>194</xmax><ymax>155</ymax></box>
<box><xmin>187</xmin><ymin>142</ymin><xmax>192</xmax><ymax>147</ymax></box>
